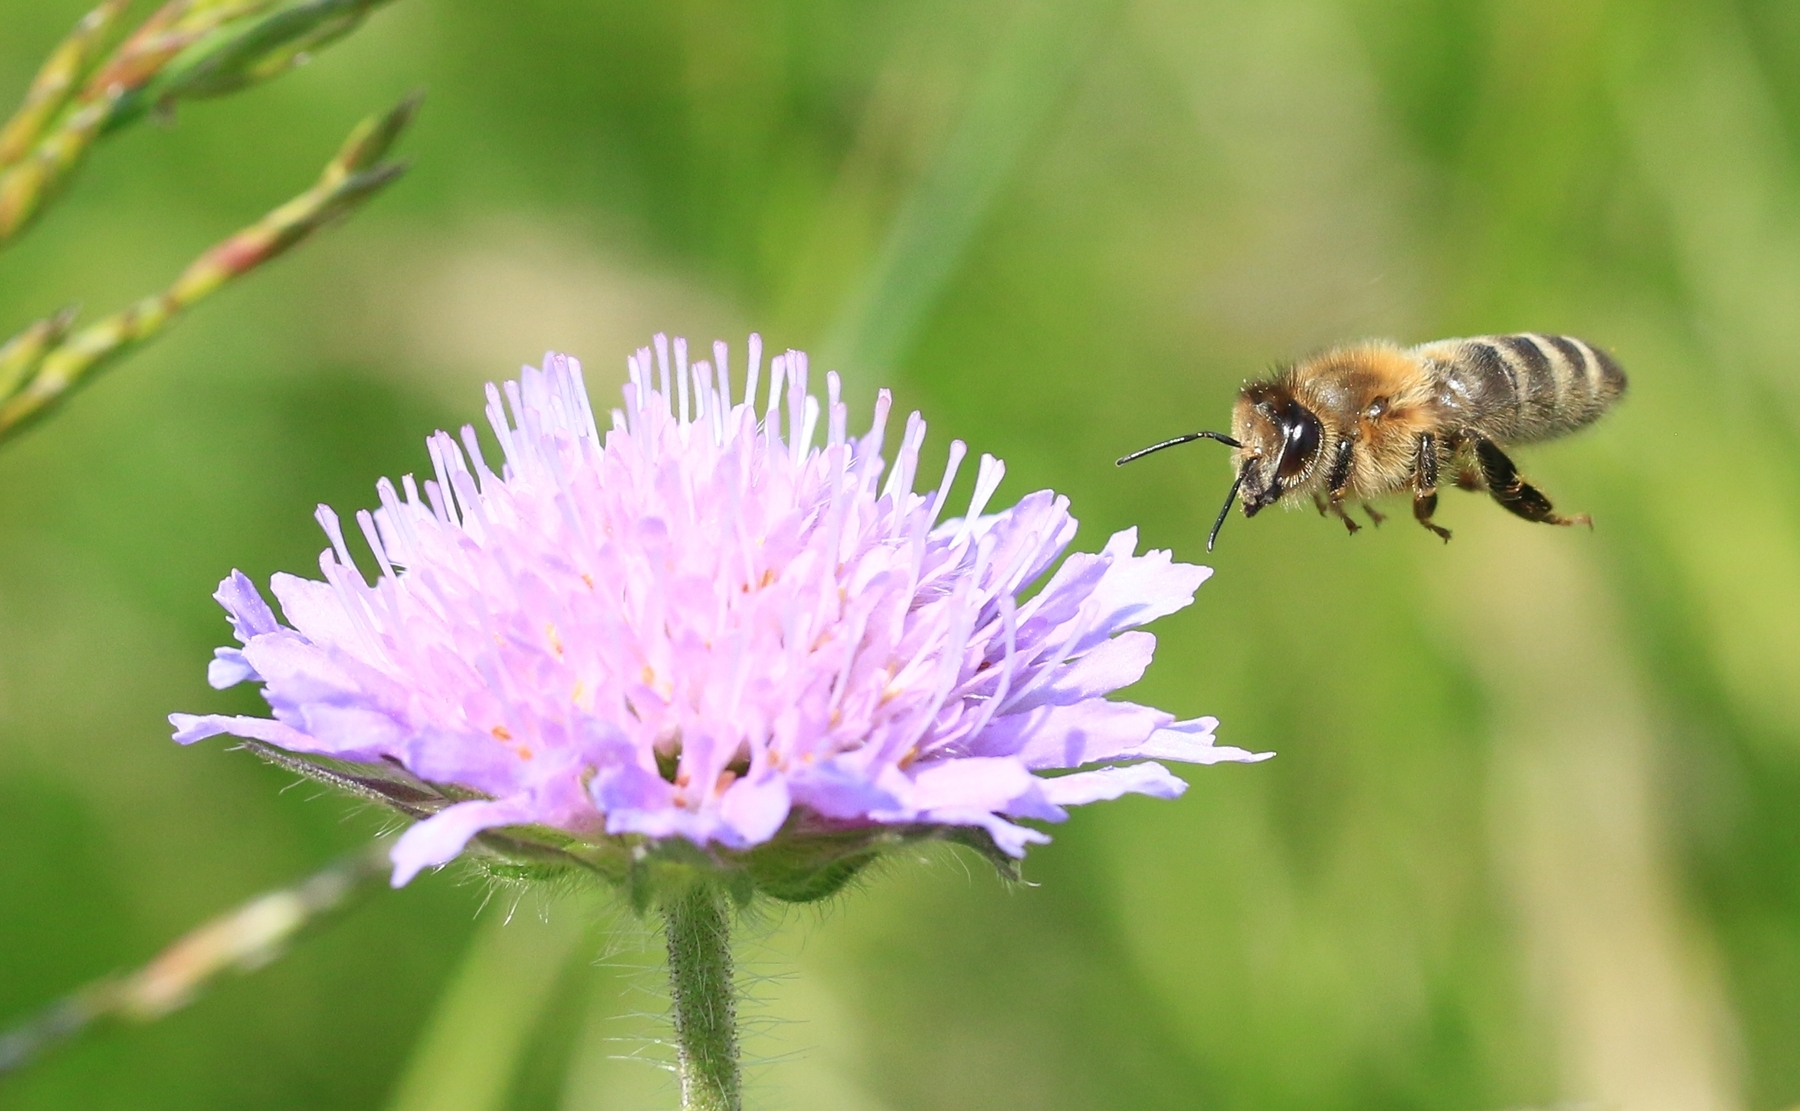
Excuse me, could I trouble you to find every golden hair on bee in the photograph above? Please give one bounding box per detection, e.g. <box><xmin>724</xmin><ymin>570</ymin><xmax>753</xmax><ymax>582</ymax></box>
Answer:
<box><xmin>1118</xmin><ymin>334</ymin><xmax>1627</xmax><ymax>549</ymax></box>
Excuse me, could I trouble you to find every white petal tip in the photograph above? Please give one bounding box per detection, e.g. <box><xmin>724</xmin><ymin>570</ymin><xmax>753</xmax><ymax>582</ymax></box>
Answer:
<box><xmin>1196</xmin><ymin>746</ymin><xmax>1275</xmax><ymax>765</ymax></box>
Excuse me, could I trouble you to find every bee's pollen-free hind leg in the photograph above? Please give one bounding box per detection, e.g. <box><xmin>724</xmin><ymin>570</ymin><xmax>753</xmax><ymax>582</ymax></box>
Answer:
<box><xmin>1474</xmin><ymin>439</ymin><xmax>1592</xmax><ymax>528</ymax></box>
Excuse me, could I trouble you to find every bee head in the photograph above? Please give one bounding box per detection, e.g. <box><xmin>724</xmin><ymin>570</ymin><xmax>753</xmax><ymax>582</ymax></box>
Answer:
<box><xmin>1231</xmin><ymin>383</ymin><xmax>1322</xmax><ymax>517</ymax></box>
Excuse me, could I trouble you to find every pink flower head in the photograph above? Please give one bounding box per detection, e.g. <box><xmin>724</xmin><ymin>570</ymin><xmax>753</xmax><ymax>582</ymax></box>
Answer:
<box><xmin>172</xmin><ymin>337</ymin><xmax>1267</xmax><ymax>889</ymax></box>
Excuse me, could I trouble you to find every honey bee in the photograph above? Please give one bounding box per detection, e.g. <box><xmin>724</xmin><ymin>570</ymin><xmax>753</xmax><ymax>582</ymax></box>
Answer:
<box><xmin>1119</xmin><ymin>334</ymin><xmax>1626</xmax><ymax>548</ymax></box>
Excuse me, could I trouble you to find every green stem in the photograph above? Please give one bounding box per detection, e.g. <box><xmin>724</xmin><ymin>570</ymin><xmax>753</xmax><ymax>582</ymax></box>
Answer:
<box><xmin>0</xmin><ymin>839</ymin><xmax>391</xmax><ymax>1077</ymax></box>
<box><xmin>0</xmin><ymin>93</ymin><xmax>414</xmax><ymax>446</ymax></box>
<box><xmin>660</xmin><ymin>884</ymin><xmax>742</xmax><ymax>1111</ymax></box>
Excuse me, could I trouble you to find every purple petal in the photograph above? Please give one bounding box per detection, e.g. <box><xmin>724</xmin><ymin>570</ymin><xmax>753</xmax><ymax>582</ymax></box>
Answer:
<box><xmin>1036</xmin><ymin>762</ymin><xmax>1189</xmax><ymax>806</ymax></box>
<box><xmin>603</xmin><ymin>802</ymin><xmax>742</xmax><ymax>847</ymax></box>
<box><xmin>717</xmin><ymin>775</ymin><xmax>792</xmax><ymax>843</ymax></box>
<box><xmin>215</xmin><ymin>570</ymin><xmax>279</xmax><ymax>642</ymax></box>
<box><xmin>974</xmin><ymin>699</ymin><xmax>1169</xmax><ymax>769</ymax></box>
<box><xmin>239</xmin><ymin>633</ymin><xmax>353</xmax><ymax>695</ymax></box>
<box><xmin>1014</xmin><ymin>550</ymin><xmax>1109</xmax><ymax>648</ymax></box>
<box><xmin>589</xmin><ymin>761</ymin><xmax>675</xmax><ymax>816</ymax></box>
<box><xmin>787</xmin><ymin>757</ymin><xmax>905</xmax><ymax>818</ymax></box>
<box><xmin>1068</xmin><ymin>530</ymin><xmax>1210</xmax><ymax>654</ymax></box>
<box><xmin>294</xmin><ymin>704</ymin><xmax>412</xmax><ymax>760</ymax></box>
<box><xmin>167</xmin><ymin>709</ymin><xmax>399</xmax><ymax>766</ymax></box>
<box><xmin>207</xmin><ymin>648</ymin><xmax>259</xmax><ymax>689</ymax></box>
<box><xmin>978</xmin><ymin>491</ymin><xmax>1078</xmax><ymax>594</ymax></box>
<box><xmin>268</xmin><ymin>573</ymin><xmax>360</xmax><ymax>650</ymax></box>
<box><xmin>903</xmin><ymin>757</ymin><xmax>1036</xmax><ymax>811</ymax></box>
<box><xmin>390</xmin><ymin>795</ymin><xmax>542</xmax><ymax>886</ymax></box>
<box><xmin>1003</xmin><ymin>631</ymin><xmax>1156</xmax><ymax>714</ymax></box>
<box><xmin>1138</xmin><ymin>717</ymin><xmax>1274</xmax><ymax>765</ymax></box>
<box><xmin>925</xmin><ymin>811</ymin><xmax>1052</xmax><ymax>857</ymax></box>
<box><xmin>169</xmin><ymin>712</ymin><xmax>318</xmax><ymax>749</ymax></box>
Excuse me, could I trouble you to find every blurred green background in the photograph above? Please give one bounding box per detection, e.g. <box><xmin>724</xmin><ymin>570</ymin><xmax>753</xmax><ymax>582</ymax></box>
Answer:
<box><xmin>3</xmin><ymin>0</ymin><xmax>1798</xmax><ymax>1108</ymax></box>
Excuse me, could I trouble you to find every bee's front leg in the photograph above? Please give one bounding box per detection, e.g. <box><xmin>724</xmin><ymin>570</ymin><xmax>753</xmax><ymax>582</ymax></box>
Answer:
<box><xmin>1324</xmin><ymin>439</ymin><xmax>1359</xmax><ymax>535</ymax></box>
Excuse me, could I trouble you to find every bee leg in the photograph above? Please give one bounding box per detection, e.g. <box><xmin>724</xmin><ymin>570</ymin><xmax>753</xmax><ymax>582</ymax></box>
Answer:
<box><xmin>1361</xmin><ymin>502</ymin><xmax>1386</xmax><ymax>527</ymax></box>
<box><xmin>1323</xmin><ymin>439</ymin><xmax>1359</xmax><ymax>535</ymax></box>
<box><xmin>1413</xmin><ymin>432</ymin><xmax>1453</xmax><ymax>542</ymax></box>
<box><xmin>1442</xmin><ymin>433</ymin><xmax>1482</xmax><ymax>490</ymax></box>
<box><xmin>1326</xmin><ymin>500</ymin><xmax>1361</xmax><ymax>535</ymax></box>
<box><xmin>1474</xmin><ymin>439</ymin><xmax>1593</xmax><ymax>528</ymax></box>
<box><xmin>1413</xmin><ymin>491</ymin><xmax>1452</xmax><ymax>542</ymax></box>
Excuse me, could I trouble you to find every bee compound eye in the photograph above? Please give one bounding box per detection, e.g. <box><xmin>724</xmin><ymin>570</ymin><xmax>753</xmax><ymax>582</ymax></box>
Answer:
<box><xmin>1276</xmin><ymin>405</ymin><xmax>1321</xmax><ymax>481</ymax></box>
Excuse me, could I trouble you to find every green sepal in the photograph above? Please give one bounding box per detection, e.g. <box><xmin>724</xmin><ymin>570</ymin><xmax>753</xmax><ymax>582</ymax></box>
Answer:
<box><xmin>239</xmin><ymin>739</ymin><xmax>453</xmax><ymax>819</ymax></box>
<box><xmin>722</xmin><ymin>864</ymin><xmax>758</xmax><ymax>908</ymax></box>
<box><xmin>744</xmin><ymin>829</ymin><xmax>880</xmax><ymax>903</ymax></box>
<box><xmin>943</xmin><ymin>825</ymin><xmax>1023</xmax><ymax>883</ymax></box>
<box><xmin>471</xmin><ymin>826</ymin><xmax>631</xmax><ymax>886</ymax></box>
<box><xmin>759</xmin><ymin>850</ymin><xmax>877</xmax><ymax>903</ymax></box>
<box><xmin>626</xmin><ymin>854</ymin><xmax>654</xmax><ymax>915</ymax></box>
<box><xmin>473</xmin><ymin>860</ymin><xmax>574</xmax><ymax>886</ymax></box>
<box><xmin>623</xmin><ymin>836</ymin><xmax>720</xmax><ymax>914</ymax></box>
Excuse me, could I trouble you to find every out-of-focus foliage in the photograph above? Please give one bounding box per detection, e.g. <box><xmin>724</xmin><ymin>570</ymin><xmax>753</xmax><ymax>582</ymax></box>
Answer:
<box><xmin>0</xmin><ymin>0</ymin><xmax>401</xmax><ymax>245</ymax></box>
<box><xmin>0</xmin><ymin>0</ymin><xmax>414</xmax><ymax>448</ymax></box>
<box><xmin>0</xmin><ymin>94</ymin><xmax>415</xmax><ymax>446</ymax></box>
<box><xmin>1</xmin><ymin>1</ymin><xmax>1796</xmax><ymax>1109</ymax></box>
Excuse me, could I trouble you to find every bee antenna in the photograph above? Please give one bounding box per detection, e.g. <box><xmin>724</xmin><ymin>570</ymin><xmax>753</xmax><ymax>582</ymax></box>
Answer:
<box><xmin>1207</xmin><ymin>469</ymin><xmax>1245</xmax><ymax>551</ymax></box>
<box><xmin>1115</xmin><ymin>430</ymin><xmax>1242</xmax><ymax>466</ymax></box>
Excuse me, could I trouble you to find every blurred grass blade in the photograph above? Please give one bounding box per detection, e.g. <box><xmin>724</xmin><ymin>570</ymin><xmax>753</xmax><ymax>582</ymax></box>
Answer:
<box><xmin>0</xmin><ymin>0</ymin><xmax>260</xmax><ymax>245</ymax></box>
<box><xmin>121</xmin><ymin>0</ymin><xmax>398</xmax><ymax>120</ymax></box>
<box><xmin>0</xmin><ymin>0</ymin><xmax>399</xmax><ymax>248</ymax></box>
<box><xmin>822</xmin><ymin>0</ymin><xmax>1119</xmax><ymax>377</ymax></box>
<box><xmin>0</xmin><ymin>841</ymin><xmax>391</xmax><ymax>1078</ymax></box>
<box><xmin>0</xmin><ymin>306</ymin><xmax>78</xmax><ymax>406</ymax></box>
<box><xmin>0</xmin><ymin>94</ymin><xmax>418</xmax><ymax>447</ymax></box>
<box><xmin>323</xmin><ymin>87</ymin><xmax>420</xmax><ymax>180</ymax></box>
<box><xmin>384</xmin><ymin>896</ymin><xmax>596</xmax><ymax>1111</ymax></box>
<box><xmin>0</xmin><ymin>103</ymin><xmax>103</xmax><ymax>245</ymax></box>
<box><xmin>81</xmin><ymin>2</ymin><xmax>275</xmax><ymax>102</ymax></box>
<box><xmin>0</xmin><ymin>0</ymin><xmax>130</xmax><ymax>170</ymax></box>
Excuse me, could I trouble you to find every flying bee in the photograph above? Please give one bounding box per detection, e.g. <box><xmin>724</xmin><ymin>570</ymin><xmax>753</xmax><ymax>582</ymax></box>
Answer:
<box><xmin>1119</xmin><ymin>334</ymin><xmax>1626</xmax><ymax>548</ymax></box>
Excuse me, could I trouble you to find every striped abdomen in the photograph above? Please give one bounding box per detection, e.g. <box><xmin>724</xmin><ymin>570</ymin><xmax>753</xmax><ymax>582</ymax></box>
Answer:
<box><xmin>1414</xmin><ymin>333</ymin><xmax>1627</xmax><ymax>444</ymax></box>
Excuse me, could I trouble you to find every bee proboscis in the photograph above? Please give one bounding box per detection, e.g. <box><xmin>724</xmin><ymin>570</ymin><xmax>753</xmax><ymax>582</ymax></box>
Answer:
<box><xmin>1119</xmin><ymin>334</ymin><xmax>1627</xmax><ymax>549</ymax></box>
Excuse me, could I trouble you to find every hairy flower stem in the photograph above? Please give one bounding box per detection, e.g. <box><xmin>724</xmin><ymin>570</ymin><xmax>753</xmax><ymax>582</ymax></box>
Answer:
<box><xmin>661</xmin><ymin>884</ymin><xmax>742</xmax><ymax>1111</ymax></box>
